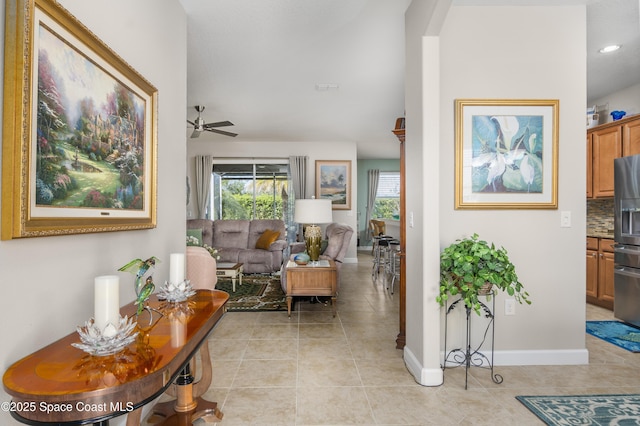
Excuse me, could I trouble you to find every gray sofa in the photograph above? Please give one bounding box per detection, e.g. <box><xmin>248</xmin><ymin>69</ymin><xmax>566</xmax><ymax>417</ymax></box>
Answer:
<box><xmin>187</xmin><ymin>219</ymin><xmax>287</xmax><ymax>274</ymax></box>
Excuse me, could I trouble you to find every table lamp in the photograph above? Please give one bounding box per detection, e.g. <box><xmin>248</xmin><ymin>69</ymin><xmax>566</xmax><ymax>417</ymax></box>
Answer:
<box><xmin>294</xmin><ymin>198</ymin><xmax>333</xmax><ymax>262</ymax></box>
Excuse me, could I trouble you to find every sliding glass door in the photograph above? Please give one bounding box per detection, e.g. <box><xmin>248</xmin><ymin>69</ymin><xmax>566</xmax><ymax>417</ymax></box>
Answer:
<box><xmin>210</xmin><ymin>161</ymin><xmax>289</xmax><ymax>221</ymax></box>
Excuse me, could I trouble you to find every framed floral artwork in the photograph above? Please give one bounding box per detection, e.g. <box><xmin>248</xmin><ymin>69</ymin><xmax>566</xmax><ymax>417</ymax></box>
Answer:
<box><xmin>1</xmin><ymin>0</ymin><xmax>158</xmax><ymax>239</ymax></box>
<box><xmin>454</xmin><ymin>99</ymin><xmax>558</xmax><ymax>209</ymax></box>
<box><xmin>315</xmin><ymin>160</ymin><xmax>351</xmax><ymax>210</ymax></box>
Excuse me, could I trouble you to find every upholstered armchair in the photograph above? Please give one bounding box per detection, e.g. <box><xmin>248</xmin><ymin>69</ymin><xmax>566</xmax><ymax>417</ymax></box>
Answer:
<box><xmin>319</xmin><ymin>223</ymin><xmax>354</xmax><ymax>279</ymax></box>
<box><xmin>184</xmin><ymin>246</ymin><xmax>217</xmax><ymax>400</ymax></box>
<box><xmin>186</xmin><ymin>246</ymin><xmax>218</xmax><ymax>290</ymax></box>
<box><xmin>281</xmin><ymin>223</ymin><xmax>353</xmax><ymax>293</ymax></box>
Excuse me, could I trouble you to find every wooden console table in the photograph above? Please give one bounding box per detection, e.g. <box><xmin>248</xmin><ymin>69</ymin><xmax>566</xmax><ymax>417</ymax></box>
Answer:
<box><xmin>3</xmin><ymin>290</ymin><xmax>228</xmax><ymax>425</ymax></box>
<box><xmin>285</xmin><ymin>259</ymin><xmax>337</xmax><ymax>317</ymax></box>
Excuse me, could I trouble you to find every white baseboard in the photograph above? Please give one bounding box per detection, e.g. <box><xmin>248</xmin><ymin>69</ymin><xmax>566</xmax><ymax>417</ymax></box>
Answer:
<box><xmin>403</xmin><ymin>346</ymin><xmax>443</xmax><ymax>386</ymax></box>
<box><xmin>440</xmin><ymin>349</ymin><xmax>589</xmax><ymax>366</ymax></box>
<box><xmin>492</xmin><ymin>349</ymin><xmax>589</xmax><ymax>365</ymax></box>
<box><xmin>404</xmin><ymin>345</ymin><xmax>589</xmax><ymax>387</ymax></box>
<box><xmin>440</xmin><ymin>349</ymin><xmax>590</xmax><ymax>367</ymax></box>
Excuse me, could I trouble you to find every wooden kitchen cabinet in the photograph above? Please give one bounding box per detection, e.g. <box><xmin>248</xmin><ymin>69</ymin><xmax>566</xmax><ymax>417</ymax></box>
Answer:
<box><xmin>586</xmin><ymin>134</ymin><xmax>592</xmax><ymax>198</ymax></box>
<box><xmin>623</xmin><ymin>118</ymin><xmax>640</xmax><ymax>156</ymax></box>
<box><xmin>587</xmin><ymin>114</ymin><xmax>640</xmax><ymax>198</ymax></box>
<box><xmin>590</xmin><ymin>126</ymin><xmax>621</xmax><ymax>198</ymax></box>
<box><xmin>586</xmin><ymin>237</ymin><xmax>614</xmax><ymax>310</ymax></box>
<box><xmin>586</xmin><ymin>237</ymin><xmax>598</xmax><ymax>300</ymax></box>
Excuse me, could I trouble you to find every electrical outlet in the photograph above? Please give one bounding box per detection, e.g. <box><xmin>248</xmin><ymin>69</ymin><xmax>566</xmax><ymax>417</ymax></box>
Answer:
<box><xmin>505</xmin><ymin>299</ymin><xmax>516</xmax><ymax>315</ymax></box>
<box><xmin>560</xmin><ymin>211</ymin><xmax>571</xmax><ymax>228</ymax></box>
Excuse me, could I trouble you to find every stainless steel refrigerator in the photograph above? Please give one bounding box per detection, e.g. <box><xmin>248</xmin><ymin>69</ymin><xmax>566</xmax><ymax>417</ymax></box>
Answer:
<box><xmin>613</xmin><ymin>154</ymin><xmax>640</xmax><ymax>327</ymax></box>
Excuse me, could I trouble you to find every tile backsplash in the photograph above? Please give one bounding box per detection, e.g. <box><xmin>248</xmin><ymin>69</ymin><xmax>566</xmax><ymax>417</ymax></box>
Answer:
<box><xmin>587</xmin><ymin>198</ymin><xmax>614</xmax><ymax>237</ymax></box>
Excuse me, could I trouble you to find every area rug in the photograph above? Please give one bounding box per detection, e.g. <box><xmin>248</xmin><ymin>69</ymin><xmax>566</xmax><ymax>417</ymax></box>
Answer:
<box><xmin>516</xmin><ymin>394</ymin><xmax>640</xmax><ymax>426</ymax></box>
<box><xmin>586</xmin><ymin>320</ymin><xmax>640</xmax><ymax>353</ymax></box>
<box><xmin>215</xmin><ymin>274</ymin><xmax>286</xmax><ymax>311</ymax></box>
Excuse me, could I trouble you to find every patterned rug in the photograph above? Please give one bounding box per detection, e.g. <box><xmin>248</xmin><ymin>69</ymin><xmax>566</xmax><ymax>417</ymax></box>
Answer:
<box><xmin>215</xmin><ymin>274</ymin><xmax>286</xmax><ymax>311</ymax></box>
<box><xmin>516</xmin><ymin>394</ymin><xmax>640</xmax><ymax>425</ymax></box>
<box><xmin>586</xmin><ymin>321</ymin><xmax>640</xmax><ymax>352</ymax></box>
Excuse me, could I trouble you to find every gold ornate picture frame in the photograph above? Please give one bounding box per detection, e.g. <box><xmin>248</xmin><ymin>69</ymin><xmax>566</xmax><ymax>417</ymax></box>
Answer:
<box><xmin>315</xmin><ymin>160</ymin><xmax>351</xmax><ymax>210</ymax></box>
<box><xmin>2</xmin><ymin>0</ymin><xmax>158</xmax><ymax>239</ymax></box>
<box><xmin>455</xmin><ymin>99</ymin><xmax>558</xmax><ymax>210</ymax></box>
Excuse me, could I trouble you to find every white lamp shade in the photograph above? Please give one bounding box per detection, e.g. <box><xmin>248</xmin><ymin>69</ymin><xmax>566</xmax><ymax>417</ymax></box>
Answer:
<box><xmin>294</xmin><ymin>199</ymin><xmax>333</xmax><ymax>224</ymax></box>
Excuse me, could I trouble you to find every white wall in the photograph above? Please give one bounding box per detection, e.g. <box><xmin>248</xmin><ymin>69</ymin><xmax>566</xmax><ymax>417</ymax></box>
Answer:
<box><xmin>590</xmin><ymin>82</ymin><xmax>640</xmax><ymax>124</ymax></box>
<box><xmin>402</xmin><ymin>0</ymin><xmax>450</xmax><ymax>386</ymax></box>
<box><xmin>404</xmin><ymin>2</ymin><xmax>588</xmax><ymax>386</ymax></box>
<box><xmin>187</xmin><ymin>141</ymin><xmax>359</xmax><ymax>263</ymax></box>
<box><xmin>0</xmin><ymin>1</ymin><xmax>187</xmax><ymax>424</ymax></box>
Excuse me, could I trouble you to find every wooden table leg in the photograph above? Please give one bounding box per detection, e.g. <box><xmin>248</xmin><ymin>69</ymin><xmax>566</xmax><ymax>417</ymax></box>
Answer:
<box><xmin>126</xmin><ymin>407</ymin><xmax>143</xmax><ymax>426</ymax></box>
<box><xmin>287</xmin><ymin>296</ymin><xmax>293</xmax><ymax>318</ymax></box>
<box><xmin>193</xmin><ymin>340</ymin><xmax>212</xmax><ymax>397</ymax></box>
<box><xmin>146</xmin><ymin>397</ymin><xmax>222</xmax><ymax>425</ymax></box>
<box><xmin>146</xmin><ymin>344</ymin><xmax>222</xmax><ymax>425</ymax></box>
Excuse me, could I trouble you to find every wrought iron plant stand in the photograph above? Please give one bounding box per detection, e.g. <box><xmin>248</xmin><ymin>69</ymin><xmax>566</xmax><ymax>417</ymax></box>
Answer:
<box><xmin>442</xmin><ymin>293</ymin><xmax>503</xmax><ymax>389</ymax></box>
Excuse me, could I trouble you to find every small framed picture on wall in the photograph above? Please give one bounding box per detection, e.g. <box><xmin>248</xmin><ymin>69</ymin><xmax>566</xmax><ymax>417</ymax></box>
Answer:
<box><xmin>315</xmin><ymin>160</ymin><xmax>351</xmax><ymax>210</ymax></box>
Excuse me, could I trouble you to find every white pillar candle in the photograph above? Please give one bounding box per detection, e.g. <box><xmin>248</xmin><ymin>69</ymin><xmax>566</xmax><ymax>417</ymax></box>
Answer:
<box><xmin>94</xmin><ymin>275</ymin><xmax>120</xmax><ymax>336</ymax></box>
<box><xmin>170</xmin><ymin>253</ymin><xmax>185</xmax><ymax>284</ymax></box>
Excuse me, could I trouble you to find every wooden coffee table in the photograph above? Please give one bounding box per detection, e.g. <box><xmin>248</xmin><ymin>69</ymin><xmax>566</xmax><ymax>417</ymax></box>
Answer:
<box><xmin>216</xmin><ymin>262</ymin><xmax>243</xmax><ymax>291</ymax></box>
<box><xmin>285</xmin><ymin>259</ymin><xmax>337</xmax><ymax>317</ymax></box>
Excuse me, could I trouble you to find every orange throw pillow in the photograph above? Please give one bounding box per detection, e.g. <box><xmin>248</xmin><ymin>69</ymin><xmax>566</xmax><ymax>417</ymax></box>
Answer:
<box><xmin>256</xmin><ymin>229</ymin><xmax>280</xmax><ymax>250</ymax></box>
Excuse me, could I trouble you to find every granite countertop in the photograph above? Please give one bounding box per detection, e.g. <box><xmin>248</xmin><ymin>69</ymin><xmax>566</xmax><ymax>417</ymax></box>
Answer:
<box><xmin>587</xmin><ymin>229</ymin><xmax>614</xmax><ymax>239</ymax></box>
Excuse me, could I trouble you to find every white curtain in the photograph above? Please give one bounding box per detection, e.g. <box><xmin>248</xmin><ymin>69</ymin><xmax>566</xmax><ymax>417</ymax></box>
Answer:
<box><xmin>289</xmin><ymin>156</ymin><xmax>308</xmax><ymax>242</ymax></box>
<box><xmin>194</xmin><ymin>155</ymin><xmax>213</xmax><ymax>219</ymax></box>
<box><xmin>365</xmin><ymin>169</ymin><xmax>380</xmax><ymax>244</ymax></box>
<box><xmin>289</xmin><ymin>156</ymin><xmax>307</xmax><ymax>200</ymax></box>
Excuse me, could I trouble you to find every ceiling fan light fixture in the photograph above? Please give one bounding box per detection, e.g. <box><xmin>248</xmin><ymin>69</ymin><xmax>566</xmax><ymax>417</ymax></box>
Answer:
<box><xmin>187</xmin><ymin>105</ymin><xmax>237</xmax><ymax>138</ymax></box>
<box><xmin>598</xmin><ymin>44</ymin><xmax>621</xmax><ymax>54</ymax></box>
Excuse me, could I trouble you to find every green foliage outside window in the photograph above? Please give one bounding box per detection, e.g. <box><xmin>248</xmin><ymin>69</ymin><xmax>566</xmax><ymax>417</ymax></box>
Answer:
<box><xmin>373</xmin><ymin>198</ymin><xmax>400</xmax><ymax>220</ymax></box>
<box><xmin>221</xmin><ymin>193</ymin><xmax>283</xmax><ymax>220</ymax></box>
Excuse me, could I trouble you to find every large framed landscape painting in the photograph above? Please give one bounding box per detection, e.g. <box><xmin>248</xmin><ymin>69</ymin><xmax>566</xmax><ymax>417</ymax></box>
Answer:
<box><xmin>1</xmin><ymin>0</ymin><xmax>158</xmax><ymax>239</ymax></box>
<box><xmin>316</xmin><ymin>160</ymin><xmax>351</xmax><ymax>210</ymax></box>
<box><xmin>454</xmin><ymin>99</ymin><xmax>558</xmax><ymax>210</ymax></box>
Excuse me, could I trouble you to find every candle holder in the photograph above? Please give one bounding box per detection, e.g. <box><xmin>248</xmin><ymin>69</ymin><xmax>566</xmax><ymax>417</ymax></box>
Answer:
<box><xmin>72</xmin><ymin>315</ymin><xmax>138</xmax><ymax>357</ymax></box>
<box><xmin>157</xmin><ymin>279</ymin><xmax>196</xmax><ymax>303</ymax></box>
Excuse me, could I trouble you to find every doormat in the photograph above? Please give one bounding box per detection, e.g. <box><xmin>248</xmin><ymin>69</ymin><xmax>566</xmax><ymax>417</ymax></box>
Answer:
<box><xmin>516</xmin><ymin>394</ymin><xmax>640</xmax><ymax>425</ymax></box>
<box><xmin>216</xmin><ymin>274</ymin><xmax>286</xmax><ymax>311</ymax></box>
<box><xmin>586</xmin><ymin>320</ymin><xmax>640</xmax><ymax>353</ymax></box>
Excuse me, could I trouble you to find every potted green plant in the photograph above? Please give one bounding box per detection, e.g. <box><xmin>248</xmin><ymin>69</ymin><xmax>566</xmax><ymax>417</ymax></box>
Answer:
<box><xmin>436</xmin><ymin>233</ymin><xmax>531</xmax><ymax>315</ymax></box>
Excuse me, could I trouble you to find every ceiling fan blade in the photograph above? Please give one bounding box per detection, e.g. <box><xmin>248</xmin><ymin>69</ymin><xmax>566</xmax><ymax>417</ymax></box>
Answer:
<box><xmin>206</xmin><ymin>128</ymin><xmax>238</xmax><ymax>137</ymax></box>
<box><xmin>190</xmin><ymin>129</ymin><xmax>202</xmax><ymax>138</ymax></box>
<box><xmin>187</xmin><ymin>120</ymin><xmax>196</xmax><ymax>126</ymax></box>
<box><xmin>203</xmin><ymin>120</ymin><xmax>234</xmax><ymax>128</ymax></box>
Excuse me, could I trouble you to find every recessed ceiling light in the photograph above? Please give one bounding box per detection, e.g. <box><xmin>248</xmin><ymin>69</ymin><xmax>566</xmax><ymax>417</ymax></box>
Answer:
<box><xmin>599</xmin><ymin>44</ymin><xmax>621</xmax><ymax>53</ymax></box>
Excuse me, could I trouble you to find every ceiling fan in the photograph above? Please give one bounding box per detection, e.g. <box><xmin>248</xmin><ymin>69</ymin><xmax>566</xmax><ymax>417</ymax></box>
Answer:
<box><xmin>187</xmin><ymin>105</ymin><xmax>237</xmax><ymax>138</ymax></box>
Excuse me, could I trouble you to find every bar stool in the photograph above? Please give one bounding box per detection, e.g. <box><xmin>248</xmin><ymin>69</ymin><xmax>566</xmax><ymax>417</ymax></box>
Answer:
<box><xmin>372</xmin><ymin>235</ymin><xmax>393</xmax><ymax>280</ymax></box>
<box><xmin>384</xmin><ymin>239</ymin><xmax>400</xmax><ymax>293</ymax></box>
<box><xmin>369</xmin><ymin>220</ymin><xmax>386</xmax><ymax>255</ymax></box>
<box><xmin>388</xmin><ymin>245</ymin><xmax>402</xmax><ymax>294</ymax></box>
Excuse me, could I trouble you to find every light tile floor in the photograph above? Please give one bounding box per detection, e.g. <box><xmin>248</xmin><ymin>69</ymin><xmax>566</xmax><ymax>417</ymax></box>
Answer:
<box><xmin>152</xmin><ymin>251</ymin><xmax>640</xmax><ymax>425</ymax></box>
